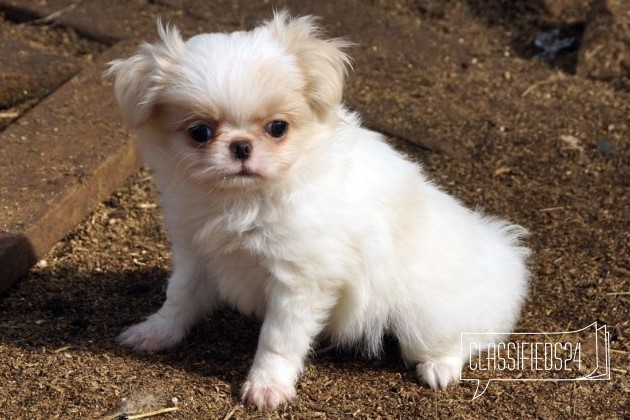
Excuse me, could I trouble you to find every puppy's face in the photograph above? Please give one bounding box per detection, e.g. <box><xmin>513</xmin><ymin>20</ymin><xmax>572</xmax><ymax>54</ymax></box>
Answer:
<box><xmin>108</xmin><ymin>13</ymin><xmax>351</xmax><ymax>189</ymax></box>
<box><xmin>153</xmin><ymin>50</ymin><xmax>309</xmax><ymax>187</ymax></box>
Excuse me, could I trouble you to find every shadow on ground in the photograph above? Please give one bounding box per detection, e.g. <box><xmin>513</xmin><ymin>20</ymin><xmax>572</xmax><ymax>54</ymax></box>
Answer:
<box><xmin>0</xmin><ymin>265</ymin><xmax>410</xmax><ymax>402</ymax></box>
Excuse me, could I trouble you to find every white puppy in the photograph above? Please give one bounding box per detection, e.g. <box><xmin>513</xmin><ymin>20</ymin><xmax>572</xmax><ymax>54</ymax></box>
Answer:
<box><xmin>107</xmin><ymin>12</ymin><xmax>530</xmax><ymax>409</ymax></box>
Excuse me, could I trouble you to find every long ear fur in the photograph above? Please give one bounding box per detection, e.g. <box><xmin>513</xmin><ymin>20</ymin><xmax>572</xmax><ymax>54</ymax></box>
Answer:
<box><xmin>104</xmin><ymin>20</ymin><xmax>185</xmax><ymax>128</ymax></box>
<box><xmin>266</xmin><ymin>11</ymin><xmax>353</xmax><ymax>118</ymax></box>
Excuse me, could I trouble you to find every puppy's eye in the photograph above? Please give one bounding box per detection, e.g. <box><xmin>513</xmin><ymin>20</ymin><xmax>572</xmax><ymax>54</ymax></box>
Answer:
<box><xmin>188</xmin><ymin>124</ymin><xmax>214</xmax><ymax>143</ymax></box>
<box><xmin>265</xmin><ymin>120</ymin><xmax>288</xmax><ymax>138</ymax></box>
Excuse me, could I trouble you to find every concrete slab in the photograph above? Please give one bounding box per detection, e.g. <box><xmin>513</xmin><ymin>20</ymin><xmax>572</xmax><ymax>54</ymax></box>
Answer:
<box><xmin>0</xmin><ymin>0</ymin><xmax>171</xmax><ymax>44</ymax></box>
<box><xmin>286</xmin><ymin>0</ymin><xmax>466</xmax><ymax>154</ymax></box>
<box><xmin>0</xmin><ymin>41</ymin><xmax>140</xmax><ymax>291</ymax></box>
<box><xmin>0</xmin><ymin>35</ymin><xmax>80</xmax><ymax>109</ymax></box>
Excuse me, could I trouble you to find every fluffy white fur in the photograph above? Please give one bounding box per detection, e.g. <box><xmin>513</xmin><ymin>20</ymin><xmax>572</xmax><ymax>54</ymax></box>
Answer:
<box><xmin>107</xmin><ymin>12</ymin><xmax>530</xmax><ymax>409</ymax></box>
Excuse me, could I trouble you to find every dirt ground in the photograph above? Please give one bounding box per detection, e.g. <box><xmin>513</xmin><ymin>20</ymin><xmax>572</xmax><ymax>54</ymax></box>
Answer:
<box><xmin>0</xmin><ymin>0</ymin><xmax>628</xmax><ymax>418</ymax></box>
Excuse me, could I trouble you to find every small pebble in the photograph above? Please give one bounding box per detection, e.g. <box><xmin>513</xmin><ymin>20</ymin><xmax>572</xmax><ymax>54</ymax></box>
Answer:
<box><xmin>559</xmin><ymin>135</ymin><xmax>584</xmax><ymax>151</ymax></box>
<box><xmin>597</xmin><ymin>139</ymin><xmax>617</xmax><ymax>157</ymax></box>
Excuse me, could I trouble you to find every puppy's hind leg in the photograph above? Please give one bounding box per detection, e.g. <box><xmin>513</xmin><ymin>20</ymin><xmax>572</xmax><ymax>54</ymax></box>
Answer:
<box><xmin>415</xmin><ymin>356</ymin><xmax>463</xmax><ymax>390</ymax></box>
<box><xmin>118</xmin><ymin>248</ymin><xmax>216</xmax><ymax>352</ymax></box>
<box><xmin>396</xmin><ymin>327</ymin><xmax>463</xmax><ymax>390</ymax></box>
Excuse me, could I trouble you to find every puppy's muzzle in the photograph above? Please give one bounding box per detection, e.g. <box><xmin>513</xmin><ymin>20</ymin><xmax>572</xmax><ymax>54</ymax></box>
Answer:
<box><xmin>230</xmin><ymin>140</ymin><xmax>253</xmax><ymax>161</ymax></box>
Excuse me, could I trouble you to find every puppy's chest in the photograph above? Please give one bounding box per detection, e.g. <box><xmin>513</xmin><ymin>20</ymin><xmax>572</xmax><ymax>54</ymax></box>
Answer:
<box><xmin>194</xmin><ymin>197</ymin><xmax>354</xmax><ymax>283</ymax></box>
<box><xmin>197</xmin><ymin>204</ymin><xmax>290</xmax><ymax>259</ymax></box>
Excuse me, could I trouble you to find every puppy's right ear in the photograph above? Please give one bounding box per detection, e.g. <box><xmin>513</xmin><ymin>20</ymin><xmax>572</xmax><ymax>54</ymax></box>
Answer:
<box><xmin>105</xmin><ymin>20</ymin><xmax>184</xmax><ymax>128</ymax></box>
<box><xmin>266</xmin><ymin>11</ymin><xmax>353</xmax><ymax>119</ymax></box>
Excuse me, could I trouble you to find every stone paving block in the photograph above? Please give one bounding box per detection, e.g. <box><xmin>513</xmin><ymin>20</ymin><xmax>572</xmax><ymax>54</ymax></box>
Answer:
<box><xmin>293</xmin><ymin>0</ymin><xmax>466</xmax><ymax>154</ymax></box>
<box><xmin>0</xmin><ymin>40</ymin><xmax>140</xmax><ymax>291</ymax></box>
<box><xmin>0</xmin><ymin>35</ymin><xmax>80</xmax><ymax>109</ymax></box>
<box><xmin>0</xmin><ymin>0</ymin><xmax>171</xmax><ymax>44</ymax></box>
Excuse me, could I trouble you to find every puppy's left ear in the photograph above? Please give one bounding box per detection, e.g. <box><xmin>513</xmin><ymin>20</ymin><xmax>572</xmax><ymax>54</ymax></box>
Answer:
<box><xmin>266</xmin><ymin>11</ymin><xmax>353</xmax><ymax>118</ymax></box>
<box><xmin>105</xmin><ymin>20</ymin><xmax>185</xmax><ymax>128</ymax></box>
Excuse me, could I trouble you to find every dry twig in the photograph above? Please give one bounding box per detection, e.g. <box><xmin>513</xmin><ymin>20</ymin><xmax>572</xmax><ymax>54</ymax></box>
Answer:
<box><xmin>23</xmin><ymin>2</ymin><xmax>81</xmax><ymax>26</ymax></box>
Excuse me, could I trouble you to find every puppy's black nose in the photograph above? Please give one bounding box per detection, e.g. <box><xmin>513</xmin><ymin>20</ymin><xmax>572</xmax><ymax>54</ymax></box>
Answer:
<box><xmin>229</xmin><ymin>140</ymin><xmax>253</xmax><ymax>161</ymax></box>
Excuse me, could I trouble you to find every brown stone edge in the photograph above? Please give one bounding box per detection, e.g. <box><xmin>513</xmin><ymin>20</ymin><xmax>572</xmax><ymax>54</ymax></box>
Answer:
<box><xmin>0</xmin><ymin>143</ymin><xmax>139</xmax><ymax>292</ymax></box>
<box><xmin>0</xmin><ymin>43</ymin><xmax>140</xmax><ymax>292</ymax></box>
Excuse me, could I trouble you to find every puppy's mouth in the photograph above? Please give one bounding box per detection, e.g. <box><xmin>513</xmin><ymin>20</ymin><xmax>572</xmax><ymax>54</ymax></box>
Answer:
<box><xmin>222</xmin><ymin>166</ymin><xmax>262</xmax><ymax>180</ymax></box>
<box><xmin>237</xmin><ymin>168</ymin><xmax>260</xmax><ymax>177</ymax></box>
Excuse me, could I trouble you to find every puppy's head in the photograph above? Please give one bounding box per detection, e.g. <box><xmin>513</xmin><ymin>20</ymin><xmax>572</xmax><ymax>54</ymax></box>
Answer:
<box><xmin>107</xmin><ymin>12</ymin><xmax>351</xmax><ymax>189</ymax></box>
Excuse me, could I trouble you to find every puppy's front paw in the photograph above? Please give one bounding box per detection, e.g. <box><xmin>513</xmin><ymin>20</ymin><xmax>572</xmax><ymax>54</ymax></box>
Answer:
<box><xmin>241</xmin><ymin>379</ymin><xmax>296</xmax><ymax>410</ymax></box>
<box><xmin>117</xmin><ymin>313</ymin><xmax>185</xmax><ymax>352</ymax></box>
<box><xmin>416</xmin><ymin>356</ymin><xmax>462</xmax><ymax>390</ymax></box>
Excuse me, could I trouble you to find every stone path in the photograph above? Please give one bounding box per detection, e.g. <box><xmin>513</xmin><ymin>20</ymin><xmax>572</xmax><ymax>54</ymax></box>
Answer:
<box><xmin>0</xmin><ymin>0</ymin><xmax>465</xmax><ymax>290</ymax></box>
